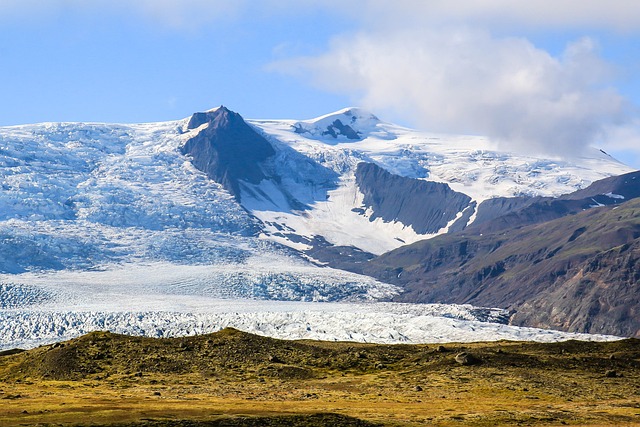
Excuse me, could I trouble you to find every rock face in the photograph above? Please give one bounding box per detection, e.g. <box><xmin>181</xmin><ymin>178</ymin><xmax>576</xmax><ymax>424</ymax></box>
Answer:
<box><xmin>180</xmin><ymin>106</ymin><xmax>275</xmax><ymax>199</ymax></box>
<box><xmin>359</xmin><ymin>174</ymin><xmax>640</xmax><ymax>338</ymax></box>
<box><xmin>295</xmin><ymin>118</ymin><xmax>361</xmax><ymax>140</ymax></box>
<box><xmin>355</xmin><ymin>162</ymin><xmax>473</xmax><ymax>234</ymax></box>
<box><xmin>511</xmin><ymin>239</ymin><xmax>640</xmax><ymax>337</ymax></box>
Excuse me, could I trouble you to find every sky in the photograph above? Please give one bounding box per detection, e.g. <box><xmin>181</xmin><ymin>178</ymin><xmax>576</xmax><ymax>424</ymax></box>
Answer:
<box><xmin>1</xmin><ymin>1</ymin><xmax>639</xmax><ymax>168</ymax></box>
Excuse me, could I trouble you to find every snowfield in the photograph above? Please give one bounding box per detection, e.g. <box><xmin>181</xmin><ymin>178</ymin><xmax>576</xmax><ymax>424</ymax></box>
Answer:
<box><xmin>0</xmin><ymin>108</ymin><xmax>632</xmax><ymax>349</ymax></box>
<box><xmin>247</xmin><ymin>108</ymin><xmax>634</xmax><ymax>254</ymax></box>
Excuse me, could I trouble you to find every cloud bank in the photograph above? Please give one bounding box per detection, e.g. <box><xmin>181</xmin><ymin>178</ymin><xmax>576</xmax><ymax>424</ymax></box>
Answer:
<box><xmin>272</xmin><ymin>28</ymin><xmax>629</xmax><ymax>157</ymax></box>
<box><xmin>4</xmin><ymin>1</ymin><xmax>640</xmax><ymax>32</ymax></box>
<box><xmin>355</xmin><ymin>0</ymin><xmax>640</xmax><ymax>32</ymax></box>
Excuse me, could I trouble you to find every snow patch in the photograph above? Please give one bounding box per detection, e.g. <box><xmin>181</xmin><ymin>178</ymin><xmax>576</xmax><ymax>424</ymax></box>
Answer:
<box><xmin>605</xmin><ymin>192</ymin><xmax>625</xmax><ymax>200</ymax></box>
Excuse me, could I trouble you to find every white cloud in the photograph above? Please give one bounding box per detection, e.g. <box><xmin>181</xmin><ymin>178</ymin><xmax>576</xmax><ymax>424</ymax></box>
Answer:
<box><xmin>355</xmin><ymin>0</ymin><xmax>640</xmax><ymax>32</ymax></box>
<box><xmin>602</xmin><ymin>119</ymin><xmax>640</xmax><ymax>163</ymax></box>
<box><xmin>272</xmin><ymin>28</ymin><xmax>629</xmax><ymax>158</ymax></box>
<box><xmin>3</xmin><ymin>1</ymin><xmax>640</xmax><ymax>34</ymax></box>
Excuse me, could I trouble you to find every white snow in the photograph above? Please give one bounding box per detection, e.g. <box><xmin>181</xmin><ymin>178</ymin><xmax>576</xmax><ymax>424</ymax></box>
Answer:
<box><xmin>605</xmin><ymin>192</ymin><xmax>625</xmax><ymax>199</ymax></box>
<box><xmin>0</xmin><ymin>276</ymin><xmax>621</xmax><ymax>351</ymax></box>
<box><xmin>290</xmin><ymin>107</ymin><xmax>395</xmax><ymax>142</ymax></box>
<box><xmin>1</xmin><ymin>307</ymin><xmax>620</xmax><ymax>351</ymax></box>
<box><xmin>247</xmin><ymin>109</ymin><xmax>633</xmax><ymax>254</ymax></box>
<box><xmin>0</xmin><ymin>109</ymin><xmax>632</xmax><ymax>350</ymax></box>
<box><xmin>244</xmin><ymin>176</ymin><xmax>430</xmax><ymax>255</ymax></box>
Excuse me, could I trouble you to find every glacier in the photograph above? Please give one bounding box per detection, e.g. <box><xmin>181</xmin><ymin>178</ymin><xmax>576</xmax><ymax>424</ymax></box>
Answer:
<box><xmin>0</xmin><ymin>270</ymin><xmax>621</xmax><ymax>350</ymax></box>
<box><xmin>0</xmin><ymin>108</ymin><xmax>632</xmax><ymax>348</ymax></box>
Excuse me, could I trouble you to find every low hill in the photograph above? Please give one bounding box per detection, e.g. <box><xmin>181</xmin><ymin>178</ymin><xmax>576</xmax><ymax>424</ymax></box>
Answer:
<box><xmin>1</xmin><ymin>329</ymin><xmax>640</xmax><ymax>426</ymax></box>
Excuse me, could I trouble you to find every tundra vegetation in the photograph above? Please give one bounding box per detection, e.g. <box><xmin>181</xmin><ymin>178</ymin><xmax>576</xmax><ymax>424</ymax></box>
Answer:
<box><xmin>1</xmin><ymin>328</ymin><xmax>640</xmax><ymax>426</ymax></box>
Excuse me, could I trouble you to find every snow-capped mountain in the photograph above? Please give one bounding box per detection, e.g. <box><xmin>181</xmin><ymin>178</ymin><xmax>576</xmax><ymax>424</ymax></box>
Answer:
<box><xmin>1</xmin><ymin>106</ymin><xmax>629</xmax><ymax>271</ymax></box>
<box><xmin>0</xmin><ymin>106</ymin><xmax>633</xmax><ymax>348</ymax></box>
<box><xmin>246</xmin><ymin>107</ymin><xmax>630</xmax><ymax>255</ymax></box>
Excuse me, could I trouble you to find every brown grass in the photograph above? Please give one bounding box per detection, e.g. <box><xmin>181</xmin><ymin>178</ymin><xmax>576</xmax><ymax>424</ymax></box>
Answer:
<box><xmin>1</xmin><ymin>329</ymin><xmax>639</xmax><ymax>426</ymax></box>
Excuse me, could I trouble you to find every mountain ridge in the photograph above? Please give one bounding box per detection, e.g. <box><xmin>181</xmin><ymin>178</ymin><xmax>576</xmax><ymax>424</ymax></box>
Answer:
<box><xmin>356</xmin><ymin>182</ymin><xmax>640</xmax><ymax>337</ymax></box>
<box><xmin>0</xmin><ymin>105</ymin><xmax>637</xmax><ymax>343</ymax></box>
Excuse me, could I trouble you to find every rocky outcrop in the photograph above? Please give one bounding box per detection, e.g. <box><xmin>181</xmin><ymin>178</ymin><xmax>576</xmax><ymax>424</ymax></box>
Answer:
<box><xmin>355</xmin><ymin>162</ymin><xmax>472</xmax><ymax>234</ymax></box>
<box><xmin>180</xmin><ymin>106</ymin><xmax>275</xmax><ymax>200</ymax></box>
<box><xmin>295</xmin><ymin>119</ymin><xmax>361</xmax><ymax>140</ymax></box>
<box><xmin>511</xmin><ymin>239</ymin><xmax>640</xmax><ymax>338</ymax></box>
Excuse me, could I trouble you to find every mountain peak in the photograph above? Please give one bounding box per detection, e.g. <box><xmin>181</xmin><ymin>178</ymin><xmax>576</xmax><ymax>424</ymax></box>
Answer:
<box><xmin>186</xmin><ymin>105</ymin><xmax>240</xmax><ymax>130</ymax></box>
<box><xmin>181</xmin><ymin>106</ymin><xmax>275</xmax><ymax>199</ymax></box>
<box><xmin>292</xmin><ymin>107</ymin><xmax>385</xmax><ymax>142</ymax></box>
<box><xmin>309</xmin><ymin>107</ymin><xmax>380</xmax><ymax>124</ymax></box>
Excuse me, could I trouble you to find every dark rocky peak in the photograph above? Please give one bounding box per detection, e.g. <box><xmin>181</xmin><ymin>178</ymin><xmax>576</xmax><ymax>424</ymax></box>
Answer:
<box><xmin>180</xmin><ymin>106</ymin><xmax>275</xmax><ymax>200</ymax></box>
<box><xmin>186</xmin><ymin>106</ymin><xmax>236</xmax><ymax>130</ymax></box>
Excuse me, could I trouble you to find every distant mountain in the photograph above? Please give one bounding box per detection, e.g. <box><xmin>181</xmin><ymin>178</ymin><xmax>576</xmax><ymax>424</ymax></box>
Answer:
<box><xmin>0</xmin><ymin>106</ymin><xmax>636</xmax><ymax>340</ymax></box>
<box><xmin>357</xmin><ymin>172</ymin><xmax>640</xmax><ymax>337</ymax></box>
<box><xmin>243</xmin><ymin>107</ymin><xmax>631</xmax><ymax>255</ymax></box>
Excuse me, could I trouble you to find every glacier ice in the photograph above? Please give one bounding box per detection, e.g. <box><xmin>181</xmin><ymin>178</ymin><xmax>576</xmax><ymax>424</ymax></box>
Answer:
<box><xmin>0</xmin><ymin>110</ymin><xmax>632</xmax><ymax>348</ymax></box>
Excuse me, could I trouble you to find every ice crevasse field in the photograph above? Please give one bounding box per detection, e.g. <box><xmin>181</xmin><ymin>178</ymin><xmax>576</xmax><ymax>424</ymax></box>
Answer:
<box><xmin>0</xmin><ymin>110</ymin><xmax>629</xmax><ymax>349</ymax></box>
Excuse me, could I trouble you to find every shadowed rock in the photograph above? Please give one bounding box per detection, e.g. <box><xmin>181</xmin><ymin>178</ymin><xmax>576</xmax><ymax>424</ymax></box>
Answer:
<box><xmin>455</xmin><ymin>352</ymin><xmax>480</xmax><ymax>366</ymax></box>
<box><xmin>181</xmin><ymin>106</ymin><xmax>275</xmax><ymax>200</ymax></box>
<box><xmin>355</xmin><ymin>162</ymin><xmax>472</xmax><ymax>234</ymax></box>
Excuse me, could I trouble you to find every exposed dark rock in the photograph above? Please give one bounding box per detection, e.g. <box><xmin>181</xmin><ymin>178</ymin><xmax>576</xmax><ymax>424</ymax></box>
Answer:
<box><xmin>362</xmin><ymin>196</ymin><xmax>640</xmax><ymax>338</ymax></box>
<box><xmin>355</xmin><ymin>162</ymin><xmax>473</xmax><ymax>234</ymax></box>
<box><xmin>294</xmin><ymin>118</ymin><xmax>363</xmax><ymax>140</ymax></box>
<box><xmin>510</xmin><ymin>237</ymin><xmax>640</xmax><ymax>338</ymax></box>
<box><xmin>566</xmin><ymin>170</ymin><xmax>640</xmax><ymax>201</ymax></box>
<box><xmin>304</xmin><ymin>235</ymin><xmax>376</xmax><ymax>270</ymax></box>
<box><xmin>322</xmin><ymin>119</ymin><xmax>361</xmax><ymax>140</ymax></box>
<box><xmin>180</xmin><ymin>106</ymin><xmax>275</xmax><ymax>200</ymax></box>
<box><xmin>268</xmin><ymin>354</ymin><xmax>284</xmax><ymax>364</ymax></box>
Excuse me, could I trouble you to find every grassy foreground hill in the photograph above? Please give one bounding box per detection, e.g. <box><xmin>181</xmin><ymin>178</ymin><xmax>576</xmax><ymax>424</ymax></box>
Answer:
<box><xmin>1</xmin><ymin>328</ymin><xmax>640</xmax><ymax>426</ymax></box>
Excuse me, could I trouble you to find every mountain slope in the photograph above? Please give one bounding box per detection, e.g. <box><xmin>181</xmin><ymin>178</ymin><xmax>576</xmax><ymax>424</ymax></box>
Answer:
<box><xmin>180</xmin><ymin>106</ymin><xmax>275</xmax><ymax>200</ymax></box>
<box><xmin>247</xmin><ymin>108</ymin><xmax>632</xmax><ymax>255</ymax></box>
<box><xmin>361</xmin><ymin>193</ymin><xmax>640</xmax><ymax>337</ymax></box>
<box><xmin>355</xmin><ymin>162</ymin><xmax>473</xmax><ymax>235</ymax></box>
<box><xmin>0</xmin><ymin>106</ymin><xmax>636</xmax><ymax>344</ymax></box>
<box><xmin>0</xmin><ymin>115</ymin><xmax>395</xmax><ymax>301</ymax></box>
<box><xmin>471</xmin><ymin>171</ymin><xmax>640</xmax><ymax>234</ymax></box>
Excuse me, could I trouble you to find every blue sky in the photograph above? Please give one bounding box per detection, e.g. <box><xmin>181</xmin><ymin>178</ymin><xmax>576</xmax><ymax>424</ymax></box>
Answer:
<box><xmin>1</xmin><ymin>1</ymin><xmax>639</xmax><ymax>168</ymax></box>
